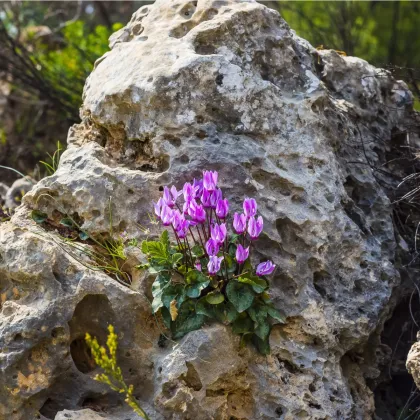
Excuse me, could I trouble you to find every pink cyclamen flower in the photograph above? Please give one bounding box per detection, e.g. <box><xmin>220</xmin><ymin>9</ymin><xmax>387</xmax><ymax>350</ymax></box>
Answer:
<box><xmin>171</xmin><ymin>209</ymin><xmax>183</xmax><ymax>230</ymax></box>
<box><xmin>162</xmin><ymin>186</ymin><xmax>175</xmax><ymax>208</ymax></box>
<box><xmin>201</xmin><ymin>188</ymin><xmax>221</xmax><ymax>209</ymax></box>
<box><xmin>208</xmin><ymin>255</ymin><xmax>224</xmax><ymax>275</ymax></box>
<box><xmin>171</xmin><ymin>185</ymin><xmax>182</xmax><ymax>200</ymax></box>
<box><xmin>193</xmin><ymin>178</ymin><xmax>203</xmax><ymax>199</ymax></box>
<box><xmin>195</xmin><ymin>260</ymin><xmax>202</xmax><ymax>272</ymax></box>
<box><xmin>183</xmin><ymin>182</ymin><xmax>195</xmax><ymax>201</ymax></box>
<box><xmin>233</xmin><ymin>212</ymin><xmax>247</xmax><ymax>234</ymax></box>
<box><xmin>176</xmin><ymin>219</ymin><xmax>190</xmax><ymax>239</ymax></box>
<box><xmin>211</xmin><ymin>223</ymin><xmax>227</xmax><ymax>244</ymax></box>
<box><xmin>216</xmin><ymin>199</ymin><xmax>229</xmax><ymax>219</ymax></box>
<box><xmin>154</xmin><ymin>197</ymin><xmax>163</xmax><ymax>219</ymax></box>
<box><xmin>205</xmin><ymin>238</ymin><xmax>220</xmax><ymax>256</ymax></box>
<box><xmin>161</xmin><ymin>205</ymin><xmax>174</xmax><ymax>226</ymax></box>
<box><xmin>248</xmin><ymin>215</ymin><xmax>263</xmax><ymax>240</ymax></box>
<box><xmin>203</xmin><ymin>171</ymin><xmax>218</xmax><ymax>192</ymax></box>
<box><xmin>187</xmin><ymin>199</ymin><xmax>206</xmax><ymax>223</ymax></box>
<box><xmin>256</xmin><ymin>261</ymin><xmax>276</xmax><ymax>276</ymax></box>
<box><xmin>235</xmin><ymin>244</ymin><xmax>250</xmax><ymax>264</ymax></box>
<box><xmin>243</xmin><ymin>198</ymin><xmax>257</xmax><ymax>219</ymax></box>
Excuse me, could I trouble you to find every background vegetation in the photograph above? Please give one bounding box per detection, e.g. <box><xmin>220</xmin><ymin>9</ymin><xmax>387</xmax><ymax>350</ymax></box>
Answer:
<box><xmin>0</xmin><ymin>1</ymin><xmax>419</xmax><ymax>183</ymax></box>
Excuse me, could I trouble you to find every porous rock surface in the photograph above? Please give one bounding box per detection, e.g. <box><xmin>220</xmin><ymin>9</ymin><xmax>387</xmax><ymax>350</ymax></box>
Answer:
<box><xmin>1</xmin><ymin>0</ymin><xmax>419</xmax><ymax>419</ymax></box>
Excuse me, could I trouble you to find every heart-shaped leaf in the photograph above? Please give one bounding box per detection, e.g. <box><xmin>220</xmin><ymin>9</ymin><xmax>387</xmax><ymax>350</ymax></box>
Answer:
<box><xmin>79</xmin><ymin>231</ymin><xmax>89</xmax><ymax>240</ymax></box>
<box><xmin>31</xmin><ymin>210</ymin><xmax>47</xmax><ymax>224</ymax></box>
<box><xmin>226</xmin><ymin>280</ymin><xmax>255</xmax><ymax>313</ymax></box>
<box><xmin>59</xmin><ymin>217</ymin><xmax>74</xmax><ymax>228</ymax></box>
<box><xmin>206</xmin><ymin>291</ymin><xmax>225</xmax><ymax>305</ymax></box>
<box><xmin>238</xmin><ymin>275</ymin><xmax>267</xmax><ymax>293</ymax></box>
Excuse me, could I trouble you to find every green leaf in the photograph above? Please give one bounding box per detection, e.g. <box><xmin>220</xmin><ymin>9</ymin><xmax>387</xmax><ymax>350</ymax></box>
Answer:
<box><xmin>79</xmin><ymin>231</ymin><xmax>89</xmax><ymax>240</ymax></box>
<box><xmin>148</xmin><ymin>265</ymin><xmax>167</xmax><ymax>274</ymax></box>
<box><xmin>196</xmin><ymin>300</ymin><xmax>238</xmax><ymax>324</ymax></box>
<box><xmin>186</xmin><ymin>269</ymin><xmax>209</xmax><ymax>284</ymax></box>
<box><xmin>213</xmin><ymin>301</ymin><xmax>238</xmax><ymax>324</ymax></box>
<box><xmin>162</xmin><ymin>284</ymin><xmax>185</xmax><ymax>309</ymax></box>
<box><xmin>192</xmin><ymin>245</ymin><xmax>205</xmax><ymax>258</ymax></box>
<box><xmin>247</xmin><ymin>303</ymin><xmax>268</xmax><ymax>324</ymax></box>
<box><xmin>31</xmin><ymin>210</ymin><xmax>47</xmax><ymax>224</ymax></box>
<box><xmin>266</xmin><ymin>305</ymin><xmax>286</xmax><ymax>324</ymax></box>
<box><xmin>231</xmin><ymin>313</ymin><xmax>254</xmax><ymax>334</ymax></box>
<box><xmin>228</xmin><ymin>243</ymin><xmax>237</xmax><ymax>258</ymax></box>
<box><xmin>226</xmin><ymin>280</ymin><xmax>255</xmax><ymax>313</ymax></box>
<box><xmin>254</xmin><ymin>318</ymin><xmax>271</xmax><ymax>340</ymax></box>
<box><xmin>151</xmin><ymin>273</ymin><xmax>171</xmax><ymax>313</ymax></box>
<box><xmin>178</xmin><ymin>265</ymin><xmax>187</xmax><ymax>275</ymax></box>
<box><xmin>196</xmin><ymin>298</ymin><xmax>215</xmax><ymax>317</ymax></box>
<box><xmin>152</xmin><ymin>295</ymin><xmax>164</xmax><ymax>313</ymax></box>
<box><xmin>59</xmin><ymin>217</ymin><xmax>74</xmax><ymax>228</ymax></box>
<box><xmin>206</xmin><ymin>291</ymin><xmax>225</xmax><ymax>305</ymax></box>
<box><xmin>238</xmin><ymin>275</ymin><xmax>267</xmax><ymax>293</ymax></box>
<box><xmin>171</xmin><ymin>253</ymin><xmax>183</xmax><ymax>265</ymax></box>
<box><xmin>229</xmin><ymin>233</ymin><xmax>240</xmax><ymax>243</ymax></box>
<box><xmin>172</xmin><ymin>302</ymin><xmax>205</xmax><ymax>339</ymax></box>
<box><xmin>141</xmin><ymin>240</ymin><xmax>149</xmax><ymax>254</ymax></box>
<box><xmin>142</xmin><ymin>240</ymin><xmax>170</xmax><ymax>265</ymax></box>
<box><xmin>252</xmin><ymin>334</ymin><xmax>270</xmax><ymax>355</ymax></box>
<box><xmin>161</xmin><ymin>307</ymin><xmax>171</xmax><ymax>329</ymax></box>
<box><xmin>186</xmin><ymin>279</ymin><xmax>210</xmax><ymax>298</ymax></box>
<box><xmin>223</xmin><ymin>254</ymin><xmax>237</xmax><ymax>274</ymax></box>
<box><xmin>160</xmin><ymin>230</ymin><xmax>170</xmax><ymax>250</ymax></box>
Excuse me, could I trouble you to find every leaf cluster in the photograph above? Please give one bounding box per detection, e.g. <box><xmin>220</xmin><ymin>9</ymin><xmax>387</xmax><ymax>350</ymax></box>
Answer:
<box><xmin>141</xmin><ymin>231</ymin><xmax>285</xmax><ymax>354</ymax></box>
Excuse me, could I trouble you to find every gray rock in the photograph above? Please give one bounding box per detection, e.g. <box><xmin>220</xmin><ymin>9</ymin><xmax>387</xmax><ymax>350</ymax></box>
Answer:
<box><xmin>0</xmin><ymin>182</ymin><xmax>8</xmax><ymax>205</ymax></box>
<box><xmin>5</xmin><ymin>177</ymin><xmax>34</xmax><ymax>209</ymax></box>
<box><xmin>0</xmin><ymin>0</ymin><xmax>418</xmax><ymax>419</ymax></box>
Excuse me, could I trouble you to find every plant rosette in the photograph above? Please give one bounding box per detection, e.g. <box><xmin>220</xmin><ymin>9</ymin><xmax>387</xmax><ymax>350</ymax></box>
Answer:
<box><xmin>140</xmin><ymin>171</ymin><xmax>285</xmax><ymax>354</ymax></box>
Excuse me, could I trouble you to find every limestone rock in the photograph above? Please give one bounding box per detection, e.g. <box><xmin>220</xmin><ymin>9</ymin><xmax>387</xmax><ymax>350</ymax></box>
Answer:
<box><xmin>5</xmin><ymin>176</ymin><xmax>34</xmax><ymax>209</ymax></box>
<box><xmin>0</xmin><ymin>181</ymin><xmax>8</xmax><ymax>205</ymax></box>
<box><xmin>407</xmin><ymin>333</ymin><xmax>420</xmax><ymax>390</ymax></box>
<box><xmin>0</xmin><ymin>0</ymin><xmax>419</xmax><ymax>419</ymax></box>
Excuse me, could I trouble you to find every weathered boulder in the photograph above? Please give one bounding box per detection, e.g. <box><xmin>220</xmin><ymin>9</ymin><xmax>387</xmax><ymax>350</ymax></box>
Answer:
<box><xmin>0</xmin><ymin>0</ymin><xmax>419</xmax><ymax>419</ymax></box>
<box><xmin>0</xmin><ymin>181</ymin><xmax>8</xmax><ymax>205</ymax></box>
<box><xmin>5</xmin><ymin>177</ymin><xmax>34</xmax><ymax>209</ymax></box>
<box><xmin>407</xmin><ymin>333</ymin><xmax>420</xmax><ymax>390</ymax></box>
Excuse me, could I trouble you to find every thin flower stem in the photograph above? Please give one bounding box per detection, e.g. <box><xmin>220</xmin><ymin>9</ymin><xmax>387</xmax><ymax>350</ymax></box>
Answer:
<box><xmin>222</xmin><ymin>249</ymin><xmax>229</xmax><ymax>282</ymax></box>
<box><xmin>231</xmin><ymin>271</ymin><xmax>249</xmax><ymax>279</ymax></box>
<box><xmin>184</xmin><ymin>236</ymin><xmax>194</xmax><ymax>267</ymax></box>
<box><xmin>196</xmin><ymin>226</ymin><xmax>205</xmax><ymax>249</ymax></box>
<box><xmin>208</xmin><ymin>208</ymin><xmax>213</xmax><ymax>238</ymax></box>
<box><xmin>201</xmin><ymin>223</ymin><xmax>208</xmax><ymax>243</ymax></box>
<box><xmin>172</xmin><ymin>226</ymin><xmax>186</xmax><ymax>269</ymax></box>
<box><xmin>188</xmin><ymin>226</ymin><xmax>198</xmax><ymax>244</ymax></box>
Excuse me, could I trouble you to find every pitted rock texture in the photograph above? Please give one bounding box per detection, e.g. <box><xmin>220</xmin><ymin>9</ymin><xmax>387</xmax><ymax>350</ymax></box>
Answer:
<box><xmin>407</xmin><ymin>334</ymin><xmax>420</xmax><ymax>390</ymax></box>
<box><xmin>1</xmin><ymin>0</ymin><xmax>419</xmax><ymax>419</ymax></box>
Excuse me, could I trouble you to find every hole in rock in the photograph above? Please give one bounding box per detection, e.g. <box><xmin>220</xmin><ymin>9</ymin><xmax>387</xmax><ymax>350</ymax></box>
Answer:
<box><xmin>374</xmin><ymin>295</ymin><xmax>420</xmax><ymax>418</ymax></box>
<box><xmin>69</xmin><ymin>295</ymin><xmax>115</xmax><ymax>373</ymax></box>
<box><xmin>70</xmin><ymin>337</ymin><xmax>95</xmax><ymax>373</ymax></box>
<box><xmin>81</xmin><ymin>393</ymin><xmax>121</xmax><ymax>412</ymax></box>
<box><xmin>313</xmin><ymin>271</ymin><xmax>332</xmax><ymax>300</ymax></box>
<box><xmin>164</xmin><ymin>134</ymin><xmax>182</xmax><ymax>147</ymax></box>
<box><xmin>39</xmin><ymin>398</ymin><xmax>61</xmax><ymax>419</ymax></box>
<box><xmin>181</xmin><ymin>362</ymin><xmax>202</xmax><ymax>391</ymax></box>
<box><xmin>275</xmin><ymin>406</ymin><xmax>284</xmax><ymax>415</ymax></box>
<box><xmin>51</xmin><ymin>327</ymin><xmax>65</xmax><ymax>338</ymax></box>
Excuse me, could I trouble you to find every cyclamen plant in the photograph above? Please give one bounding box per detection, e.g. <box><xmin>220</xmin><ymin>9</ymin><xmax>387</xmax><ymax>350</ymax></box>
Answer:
<box><xmin>141</xmin><ymin>170</ymin><xmax>285</xmax><ymax>354</ymax></box>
